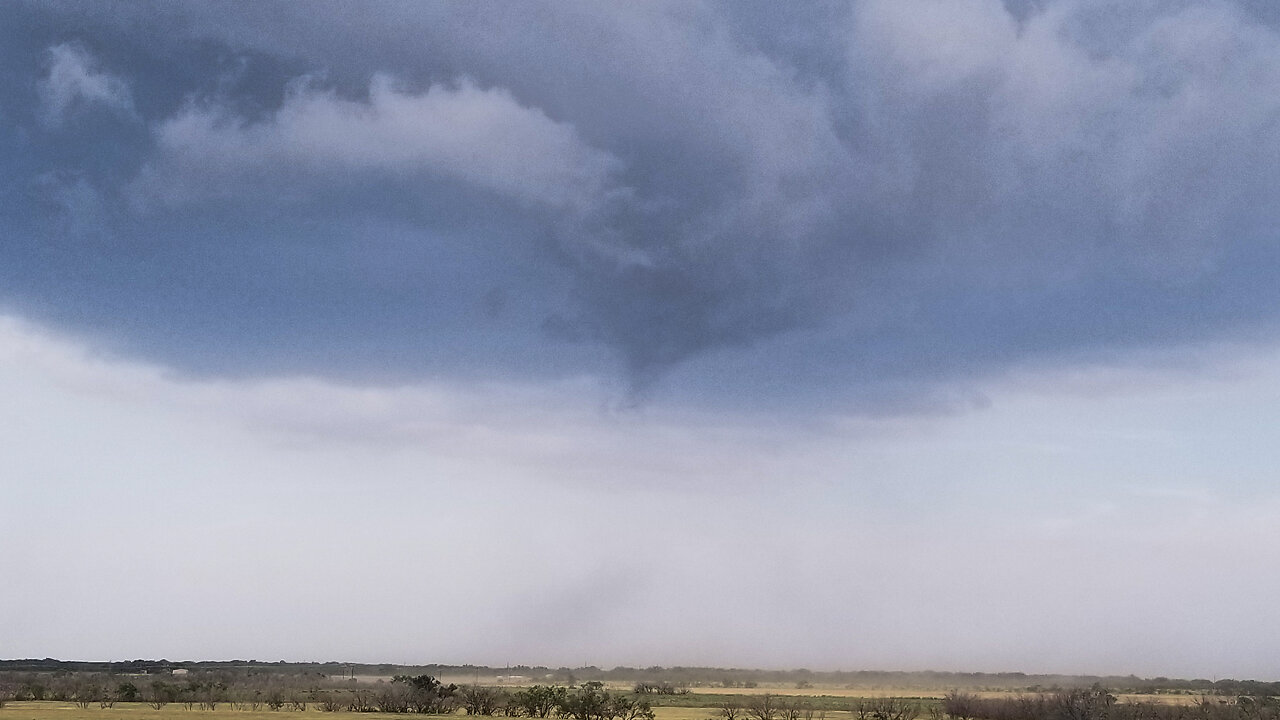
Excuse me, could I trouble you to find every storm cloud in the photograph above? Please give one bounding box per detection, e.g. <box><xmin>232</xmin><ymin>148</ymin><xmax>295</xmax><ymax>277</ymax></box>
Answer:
<box><xmin>3</xmin><ymin>0</ymin><xmax>1280</xmax><ymax>403</ymax></box>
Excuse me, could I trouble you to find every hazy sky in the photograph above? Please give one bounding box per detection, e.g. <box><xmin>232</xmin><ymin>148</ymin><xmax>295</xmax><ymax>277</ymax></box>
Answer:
<box><xmin>4</xmin><ymin>0</ymin><xmax>1280</xmax><ymax>680</ymax></box>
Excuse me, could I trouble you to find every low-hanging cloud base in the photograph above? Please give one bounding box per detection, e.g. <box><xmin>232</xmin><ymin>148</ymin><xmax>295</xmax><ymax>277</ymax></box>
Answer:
<box><xmin>7</xmin><ymin>1</ymin><xmax>1280</xmax><ymax>404</ymax></box>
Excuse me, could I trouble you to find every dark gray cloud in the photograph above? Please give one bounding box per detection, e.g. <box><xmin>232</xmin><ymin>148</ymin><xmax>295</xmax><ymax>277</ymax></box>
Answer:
<box><xmin>5</xmin><ymin>0</ymin><xmax>1280</xmax><ymax>405</ymax></box>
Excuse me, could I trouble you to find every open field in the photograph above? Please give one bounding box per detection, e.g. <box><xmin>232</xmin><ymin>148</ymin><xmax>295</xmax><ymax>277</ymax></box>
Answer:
<box><xmin>414</xmin><ymin>677</ymin><xmax>1212</xmax><ymax>706</ymax></box>
<box><xmin>0</xmin><ymin>689</ymin><xmax>1208</xmax><ymax>720</ymax></box>
<box><xmin>428</xmin><ymin>681</ymin><xmax>1209</xmax><ymax>708</ymax></box>
<box><xmin>644</xmin><ymin>688</ymin><xmax>1209</xmax><ymax>706</ymax></box>
<box><xmin>0</xmin><ymin>703</ymin><xmax>792</xmax><ymax>720</ymax></box>
<box><xmin>0</xmin><ymin>702</ymin><xmax>776</xmax><ymax>719</ymax></box>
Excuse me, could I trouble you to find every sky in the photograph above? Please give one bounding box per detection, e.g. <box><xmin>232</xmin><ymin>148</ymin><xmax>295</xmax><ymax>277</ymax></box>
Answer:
<box><xmin>3</xmin><ymin>0</ymin><xmax>1280</xmax><ymax>680</ymax></box>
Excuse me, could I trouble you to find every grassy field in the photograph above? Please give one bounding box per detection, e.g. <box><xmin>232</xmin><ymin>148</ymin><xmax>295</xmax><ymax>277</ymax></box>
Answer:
<box><xmin>0</xmin><ymin>688</ymin><xmax>1202</xmax><ymax>720</ymax></box>
<box><xmin>0</xmin><ymin>703</ymin><xmax>755</xmax><ymax>720</ymax></box>
<box><xmin>0</xmin><ymin>701</ymin><xmax>853</xmax><ymax>720</ymax></box>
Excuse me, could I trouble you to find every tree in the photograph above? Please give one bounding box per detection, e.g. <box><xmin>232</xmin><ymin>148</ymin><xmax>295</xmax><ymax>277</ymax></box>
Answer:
<box><xmin>314</xmin><ymin>689</ymin><xmax>349</xmax><ymax>712</ymax></box>
<box><xmin>718</xmin><ymin>701</ymin><xmax>743</xmax><ymax>720</ymax></box>
<box><xmin>941</xmin><ymin>693</ymin><xmax>978</xmax><ymax>720</ymax></box>
<box><xmin>116</xmin><ymin>682</ymin><xmax>140</xmax><ymax>703</ymax></box>
<box><xmin>511</xmin><ymin>685</ymin><xmax>568</xmax><ymax>717</ymax></box>
<box><xmin>375</xmin><ymin>686</ymin><xmax>409</xmax><ymax>714</ymax></box>
<box><xmin>854</xmin><ymin>699</ymin><xmax>920</xmax><ymax>720</ymax></box>
<box><xmin>266</xmin><ymin>689</ymin><xmax>288</xmax><ymax>711</ymax></box>
<box><xmin>349</xmin><ymin>689</ymin><xmax>375</xmax><ymax>713</ymax></box>
<box><xmin>748</xmin><ymin>695</ymin><xmax>780</xmax><ymax>720</ymax></box>
<box><xmin>558</xmin><ymin>682</ymin><xmax>652</xmax><ymax>720</ymax></box>
<box><xmin>560</xmin><ymin>682</ymin><xmax>613</xmax><ymax>720</ymax></box>
<box><xmin>198</xmin><ymin>681</ymin><xmax>228</xmax><ymax>711</ymax></box>
<box><xmin>462</xmin><ymin>685</ymin><xmax>507</xmax><ymax>716</ymax></box>
<box><xmin>146</xmin><ymin>680</ymin><xmax>174</xmax><ymax>710</ymax></box>
<box><xmin>20</xmin><ymin>679</ymin><xmax>47</xmax><ymax>701</ymax></box>
<box><xmin>780</xmin><ymin>699</ymin><xmax>804</xmax><ymax>720</ymax></box>
<box><xmin>72</xmin><ymin>679</ymin><xmax>104</xmax><ymax>709</ymax></box>
<box><xmin>609</xmin><ymin>694</ymin><xmax>655</xmax><ymax>720</ymax></box>
<box><xmin>393</xmin><ymin>674</ymin><xmax>459</xmax><ymax>714</ymax></box>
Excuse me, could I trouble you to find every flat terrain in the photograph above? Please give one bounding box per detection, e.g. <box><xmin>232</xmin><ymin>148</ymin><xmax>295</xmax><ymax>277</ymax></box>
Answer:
<box><xmin>0</xmin><ymin>703</ymin><xmax>752</xmax><ymax>720</ymax></box>
<box><xmin>0</xmin><ymin>689</ymin><xmax>1203</xmax><ymax>720</ymax></box>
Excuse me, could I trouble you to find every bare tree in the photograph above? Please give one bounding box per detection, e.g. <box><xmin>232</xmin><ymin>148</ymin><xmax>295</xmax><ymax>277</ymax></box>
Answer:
<box><xmin>315</xmin><ymin>690</ymin><xmax>349</xmax><ymax>712</ymax></box>
<box><xmin>349</xmin><ymin>689</ymin><xmax>374</xmax><ymax>713</ymax></box>
<box><xmin>72</xmin><ymin>679</ymin><xmax>104</xmax><ymax>709</ymax></box>
<box><xmin>856</xmin><ymin>699</ymin><xmax>921</xmax><ymax>720</ymax></box>
<box><xmin>748</xmin><ymin>694</ymin><xmax>780</xmax><ymax>720</ymax></box>
<box><xmin>942</xmin><ymin>693</ymin><xmax>978</xmax><ymax>720</ymax></box>
<box><xmin>198</xmin><ymin>683</ymin><xmax>225</xmax><ymax>711</ymax></box>
<box><xmin>376</xmin><ymin>685</ymin><xmax>410</xmax><ymax>713</ymax></box>
<box><xmin>462</xmin><ymin>685</ymin><xmax>507</xmax><ymax>716</ymax></box>
<box><xmin>718</xmin><ymin>700</ymin><xmax>743</xmax><ymax>720</ymax></box>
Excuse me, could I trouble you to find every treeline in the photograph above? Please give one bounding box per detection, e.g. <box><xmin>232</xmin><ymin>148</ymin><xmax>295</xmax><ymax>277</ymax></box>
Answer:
<box><xmin>0</xmin><ymin>659</ymin><xmax>353</xmax><ymax>676</ymax></box>
<box><xmin>710</xmin><ymin>691</ymin><xmax>1280</xmax><ymax>720</ymax></box>
<box><xmin>0</xmin><ymin>671</ymin><xmax>341</xmax><ymax>710</ymax></box>
<box><xmin>2</xmin><ymin>661</ymin><xmax>1276</xmax><ymax>696</ymax></box>
<box><xmin>0</xmin><ymin>673</ymin><xmax>654</xmax><ymax>720</ymax></box>
<box><xmin>942</xmin><ymin>690</ymin><xmax>1280</xmax><ymax>720</ymax></box>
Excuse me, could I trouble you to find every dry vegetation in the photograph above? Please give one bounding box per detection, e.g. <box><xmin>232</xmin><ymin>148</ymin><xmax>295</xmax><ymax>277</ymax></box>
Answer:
<box><xmin>0</xmin><ymin>662</ymin><xmax>1274</xmax><ymax>720</ymax></box>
